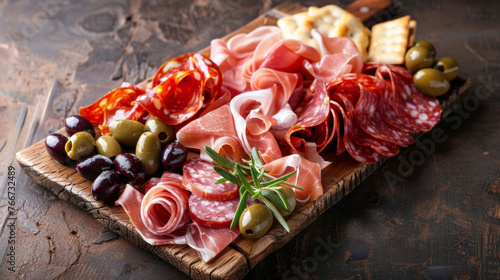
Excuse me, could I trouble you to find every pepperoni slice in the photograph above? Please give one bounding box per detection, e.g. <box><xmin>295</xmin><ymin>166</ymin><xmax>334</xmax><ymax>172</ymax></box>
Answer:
<box><xmin>182</xmin><ymin>157</ymin><xmax>239</xmax><ymax>201</ymax></box>
<box><xmin>136</xmin><ymin>53</ymin><xmax>224</xmax><ymax>125</ymax></box>
<box><xmin>188</xmin><ymin>194</ymin><xmax>239</xmax><ymax>228</ymax></box>
<box><xmin>79</xmin><ymin>84</ymin><xmax>146</xmax><ymax>132</ymax></box>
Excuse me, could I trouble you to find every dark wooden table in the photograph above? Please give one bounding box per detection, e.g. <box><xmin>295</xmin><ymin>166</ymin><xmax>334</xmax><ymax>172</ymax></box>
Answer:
<box><xmin>1</xmin><ymin>0</ymin><xmax>499</xmax><ymax>279</ymax></box>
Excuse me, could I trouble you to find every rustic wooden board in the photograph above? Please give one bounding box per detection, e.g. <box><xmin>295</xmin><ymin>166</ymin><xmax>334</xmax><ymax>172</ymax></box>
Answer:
<box><xmin>15</xmin><ymin>1</ymin><xmax>472</xmax><ymax>279</ymax></box>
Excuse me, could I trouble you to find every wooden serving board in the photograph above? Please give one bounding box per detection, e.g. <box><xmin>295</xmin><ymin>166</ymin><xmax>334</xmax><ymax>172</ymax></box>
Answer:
<box><xmin>16</xmin><ymin>1</ymin><xmax>472</xmax><ymax>279</ymax></box>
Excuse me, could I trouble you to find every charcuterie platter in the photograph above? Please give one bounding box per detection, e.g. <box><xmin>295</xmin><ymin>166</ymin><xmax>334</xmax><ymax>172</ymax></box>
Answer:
<box><xmin>16</xmin><ymin>1</ymin><xmax>471</xmax><ymax>279</ymax></box>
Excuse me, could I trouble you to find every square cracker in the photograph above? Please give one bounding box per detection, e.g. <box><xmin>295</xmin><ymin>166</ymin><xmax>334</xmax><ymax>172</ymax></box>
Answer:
<box><xmin>368</xmin><ymin>15</ymin><xmax>413</xmax><ymax>64</ymax></box>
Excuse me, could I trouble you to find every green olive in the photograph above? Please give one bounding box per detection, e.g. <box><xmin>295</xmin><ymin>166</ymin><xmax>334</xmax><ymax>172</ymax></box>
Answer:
<box><xmin>239</xmin><ymin>204</ymin><xmax>273</xmax><ymax>239</ymax></box>
<box><xmin>135</xmin><ymin>132</ymin><xmax>161</xmax><ymax>175</ymax></box>
<box><xmin>414</xmin><ymin>40</ymin><xmax>436</xmax><ymax>58</ymax></box>
<box><xmin>95</xmin><ymin>134</ymin><xmax>122</xmax><ymax>158</ymax></box>
<box><xmin>271</xmin><ymin>187</ymin><xmax>297</xmax><ymax>217</ymax></box>
<box><xmin>413</xmin><ymin>68</ymin><xmax>450</xmax><ymax>97</ymax></box>
<box><xmin>108</xmin><ymin>119</ymin><xmax>145</xmax><ymax>148</ymax></box>
<box><xmin>145</xmin><ymin>117</ymin><xmax>175</xmax><ymax>146</ymax></box>
<box><xmin>434</xmin><ymin>57</ymin><xmax>459</xmax><ymax>81</ymax></box>
<box><xmin>405</xmin><ymin>46</ymin><xmax>434</xmax><ymax>74</ymax></box>
<box><xmin>65</xmin><ymin>131</ymin><xmax>95</xmax><ymax>161</ymax></box>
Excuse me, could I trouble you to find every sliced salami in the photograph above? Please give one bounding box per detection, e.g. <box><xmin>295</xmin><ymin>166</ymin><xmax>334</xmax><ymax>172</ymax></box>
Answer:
<box><xmin>369</xmin><ymin>63</ymin><xmax>442</xmax><ymax>133</ymax></box>
<box><xmin>330</xmin><ymin>100</ymin><xmax>383</xmax><ymax>163</ymax></box>
<box><xmin>183</xmin><ymin>157</ymin><xmax>239</xmax><ymax>201</ymax></box>
<box><xmin>285</xmin><ymin>80</ymin><xmax>333</xmax><ymax>154</ymax></box>
<box><xmin>338</xmin><ymin>93</ymin><xmax>398</xmax><ymax>158</ymax></box>
<box><xmin>352</xmin><ymin>74</ymin><xmax>414</xmax><ymax>146</ymax></box>
<box><xmin>188</xmin><ymin>194</ymin><xmax>239</xmax><ymax>228</ymax></box>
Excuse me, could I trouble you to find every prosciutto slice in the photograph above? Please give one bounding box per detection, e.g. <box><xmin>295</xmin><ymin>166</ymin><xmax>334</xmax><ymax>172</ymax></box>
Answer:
<box><xmin>304</xmin><ymin>30</ymin><xmax>363</xmax><ymax>82</ymax></box>
<box><xmin>263</xmin><ymin>155</ymin><xmax>323</xmax><ymax>203</ymax></box>
<box><xmin>116</xmin><ymin>183</ymin><xmax>189</xmax><ymax>245</ymax></box>
<box><xmin>185</xmin><ymin>222</ymin><xmax>240</xmax><ymax>263</ymax></box>
<box><xmin>176</xmin><ymin>104</ymin><xmax>245</xmax><ymax>162</ymax></box>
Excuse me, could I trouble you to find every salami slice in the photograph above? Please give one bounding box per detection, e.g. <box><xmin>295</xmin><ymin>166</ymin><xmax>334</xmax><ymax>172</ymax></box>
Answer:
<box><xmin>338</xmin><ymin>93</ymin><xmax>398</xmax><ymax>158</ymax></box>
<box><xmin>368</xmin><ymin>63</ymin><xmax>442</xmax><ymax>133</ymax></box>
<box><xmin>285</xmin><ymin>80</ymin><xmax>333</xmax><ymax>154</ymax></box>
<box><xmin>183</xmin><ymin>157</ymin><xmax>239</xmax><ymax>201</ymax></box>
<box><xmin>188</xmin><ymin>194</ymin><xmax>239</xmax><ymax>228</ymax></box>
<box><xmin>330</xmin><ymin>100</ymin><xmax>383</xmax><ymax>163</ymax></box>
<box><xmin>352</xmin><ymin>74</ymin><xmax>414</xmax><ymax>146</ymax></box>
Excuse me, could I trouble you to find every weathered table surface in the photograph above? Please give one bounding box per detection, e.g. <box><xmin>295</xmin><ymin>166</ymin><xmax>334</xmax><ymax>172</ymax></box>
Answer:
<box><xmin>1</xmin><ymin>0</ymin><xmax>499</xmax><ymax>279</ymax></box>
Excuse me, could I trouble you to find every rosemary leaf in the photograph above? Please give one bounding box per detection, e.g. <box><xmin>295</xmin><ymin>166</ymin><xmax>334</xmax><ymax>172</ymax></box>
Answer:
<box><xmin>213</xmin><ymin>166</ymin><xmax>242</xmax><ymax>185</ymax></box>
<box><xmin>235</xmin><ymin>163</ymin><xmax>255</xmax><ymax>196</ymax></box>
<box><xmin>204</xmin><ymin>146</ymin><xmax>234</xmax><ymax>169</ymax></box>
<box><xmin>261</xmin><ymin>189</ymin><xmax>290</xmax><ymax>212</ymax></box>
<box><xmin>251</xmin><ymin>147</ymin><xmax>263</xmax><ymax>167</ymax></box>
<box><xmin>260</xmin><ymin>196</ymin><xmax>290</xmax><ymax>233</ymax></box>
<box><xmin>230</xmin><ymin>190</ymin><xmax>248</xmax><ymax>229</ymax></box>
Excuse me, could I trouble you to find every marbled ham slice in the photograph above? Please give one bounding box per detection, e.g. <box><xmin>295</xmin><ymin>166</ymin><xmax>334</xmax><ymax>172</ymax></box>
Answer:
<box><xmin>141</xmin><ymin>177</ymin><xmax>191</xmax><ymax>236</ymax></box>
<box><xmin>116</xmin><ymin>184</ymin><xmax>188</xmax><ymax>245</ymax></box>
<box><xmin>183</xmin><ymin>157</ymin><xmax>239</xmax><ymax>201</ymax></box>
<box><xmin>210</xmin><ymin>26</ymin><xmax>283</xmax><ymax>93</ymax></box>
<box><xmin>263</xmin><ymin>155</ymin><xmax>323</xmax><ymax>203</ymax></box>
<box><xmin>230</xmin><ymin>88</ymin><xmax>283</xmax><ymax>163</ymax></box>
<box><xmin>304</xmin><ymin>30</ymin><xmax>363</xmax><ymax>82</ymax></box>
<box><xmin>176</xmin><ymin>104</ymin><xmax>245</xmax><ymax>162</ymax></box>
<box><xmin>185</xmin><ymin>222</ymin><xmax>240</xmax><ymax>263</ymax></box>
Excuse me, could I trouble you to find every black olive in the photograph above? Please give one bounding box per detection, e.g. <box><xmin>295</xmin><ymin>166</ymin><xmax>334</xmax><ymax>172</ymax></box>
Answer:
<box><xmin>76</xmin><ymin>154</ymin><xmax>114</xmax><ymax>181</ymax></box>
<box><xmin>114</xmin><ymin>153</ymin><xmax>147</xmax><ymax>185</ymax></box>
<box><xmin>45</xmin><ymin>133</ymin><xmax>74</xmax><ymax>166</ymax></box>
<box><xmin>65</xmin><ymin>115</ymin><xmax>95</xmax><ymax>137</ymax></box>
<box><xmin>161</xmin><ymin>141</ymin><xmax>188</xmax><ymax>173</ymax></box>
<box><xmin>91</xmin><ymin>170</ymin><xmax>123</xmax><ymax>203</ymax></box>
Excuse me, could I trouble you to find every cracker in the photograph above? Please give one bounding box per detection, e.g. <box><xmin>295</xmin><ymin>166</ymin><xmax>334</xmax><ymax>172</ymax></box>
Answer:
<box><xmin>277</xmin><ymin>5</ymin><xmax>370</xmax><ymax>60</ymax></box>
<box><xmin>367</xmin><ymin>15</ymin><xmax>412</xmax><ymax>65</ymax></box>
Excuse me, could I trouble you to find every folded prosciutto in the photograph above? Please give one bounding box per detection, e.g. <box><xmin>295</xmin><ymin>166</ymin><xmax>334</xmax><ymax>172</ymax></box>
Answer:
<box><xmin>115</xmin><ymin>173</ymin><xmax>190</xmax><ymax>245</ymax></box>
<box><xmin>185</xmin><ymin>222</ymin><xmax>240</xmax><ymax>263</ymax></box>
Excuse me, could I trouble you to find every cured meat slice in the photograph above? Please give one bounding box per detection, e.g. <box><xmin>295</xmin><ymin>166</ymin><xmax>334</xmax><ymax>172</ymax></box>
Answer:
<box><xmin>285</xmin><ymin>80</ymin><xmax>333</xmax><ymax>154</ymax></box>
<box><xmin>141</xmin><ymin>179</ymin><xmax>191</xmax><ymax>236</ymax></box>
<box><xmin>188</xmin><ymin>194</ymin><xmax>239</xmax><ymax>228</ymax></box>
<box><xmin>210</xmin><ymin>26</ymin><xmax>283</xmax><ymax>93</ymax></box>
<box><xmin>304</xmin><ymin>30</ymin><xmax>363</xmax><ymax>82</ymax></box>
<box><xmin>354</xmin><ymin>79</ymin><xmax>414</xmax><ymax>147</ymax></box>
<box><xmin>183</xmin><ymin>157</ymin><xmax>239</xmax><ymax>201</ymax></box>
<box><xmin>333</xmin><ymin>73</ymin><xmax>414</xmax><ymax>147</ymax></box>
<box><xmin>176</xmin><ymin>104</ymin><xmax>245</xmax><ymax>163</ymax></box>
<box><xmin>185</xmin><ymin>222</ymin><xmax>240</xmax><ymax>262</ymax></box>
<box><xmin>365</xmin><ymin>63</ymin><xmax>442</xmax><ymax>133</ymax></box>
<box><xmin>230</xmin><ymin>88</ymin><xmax>283</xmax><ymax>163</ymax></box>
<box><xmin>338</xmin><ymin>93</ymin><xmax>399</xmax><ymax>157</ymax></box>
<box><xmin>79</xmin><ymin>83</ymin><xmax>146</xmax><ymax>133</ymax></box>
<box><xmin>263</xmin><ymin>155</ymin><xmax>323</xmax><ymax>203</ymax></box>
<box><xmin>135</xmin><ymin>53</ymin><xmax>225</xmax><ymax>126</ymax></box>
<box><xmin>116</xmin><ymin>184</ymin><xmax>188</xmax><ymax>245</ymax></box>
<box><xmin>330</xmin><ymin>100</ymin><xmax>383</xmax><ymax>163</ymax></box>
<box><xmin>258</xmin><ymin>39</ymin><xmax>321</xmax><ymax>73</ymax></box>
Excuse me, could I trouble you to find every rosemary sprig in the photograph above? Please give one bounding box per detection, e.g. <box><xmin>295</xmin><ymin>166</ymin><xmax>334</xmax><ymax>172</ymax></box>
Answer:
<box><xmin>204</xmin><ymin>146</ymin><xmax>303</xmax><ymax>232</ymax></box>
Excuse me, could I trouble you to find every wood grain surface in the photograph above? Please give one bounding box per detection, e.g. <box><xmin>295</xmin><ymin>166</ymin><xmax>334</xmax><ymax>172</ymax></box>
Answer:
<box><xmin>1</xmin><ymin>0</ymin><xmax>500</xmax><ymax>279</ymax></box>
